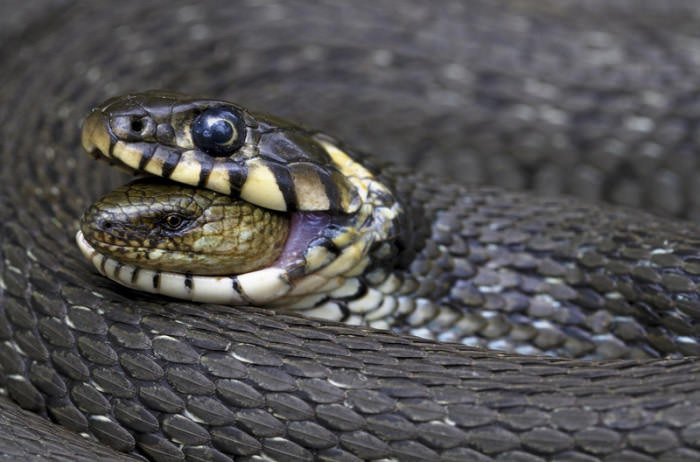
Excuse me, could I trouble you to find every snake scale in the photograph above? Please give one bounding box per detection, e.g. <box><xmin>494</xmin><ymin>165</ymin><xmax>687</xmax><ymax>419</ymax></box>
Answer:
<box><xmin>3</xmin><ymin>1</ymin><xmax>700</xmax><ymax>460</ymax></box>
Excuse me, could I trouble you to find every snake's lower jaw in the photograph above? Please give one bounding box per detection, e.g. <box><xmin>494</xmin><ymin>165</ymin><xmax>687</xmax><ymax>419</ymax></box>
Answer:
<box><xmin>76</xmin><ymin>230</ymin><xmax>296</xmax><ymax>305</ymax></box>
<box><xmin>76</xmin><ymin>231</ymin><xmax>95</xmax><ymax>264</ymax></box>
<box><xmin>76</xmin><ymin>210</ymin><xmax>333</xmax><ymax>306</ymax></box>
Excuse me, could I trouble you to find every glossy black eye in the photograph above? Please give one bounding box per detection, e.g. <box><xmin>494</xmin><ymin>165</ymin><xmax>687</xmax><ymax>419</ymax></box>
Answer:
<box><xmin>161</xmin><ymin>214</ymin><xmax>187</xmax><ymax>231</ymax></box>
<box><xmin>191</xmin><ymin>107</ymin><xmax>246</xmax><ymax>156</ymax></box>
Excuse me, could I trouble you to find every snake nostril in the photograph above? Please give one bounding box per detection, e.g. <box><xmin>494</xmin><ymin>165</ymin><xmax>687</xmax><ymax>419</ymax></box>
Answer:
<box><xmin>102</xmin><ymin>221</ymin><xmax>113</xmax><ymax>230</ymax></box>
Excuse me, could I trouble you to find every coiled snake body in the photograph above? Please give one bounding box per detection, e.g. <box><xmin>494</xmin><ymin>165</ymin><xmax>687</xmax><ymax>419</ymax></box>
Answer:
<box><xmin>3</xmin><ymin>1</ymin><xmax>700</xmax><ymax>461</ymax></box>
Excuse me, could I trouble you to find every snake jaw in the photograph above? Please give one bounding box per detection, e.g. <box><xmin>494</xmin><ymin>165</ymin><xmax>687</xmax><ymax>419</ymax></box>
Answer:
<box><xmin>75</xmin><ymin>177</ymin><xmax>366</xmax><ymax>308</ymax></box>
<box><xmin>78</xmin><ymin>93</ymin><xmax>408</xmax><ymax>312</ymax></box>
<box><xmin>76</xmin><ymin>230</ymin><xmax>293</xmax><ymax>305</ymax></box>
<box><xmin>81</xmin><ymin>109</ymin><xmax>113</xmax><ymax>160</ymax></box>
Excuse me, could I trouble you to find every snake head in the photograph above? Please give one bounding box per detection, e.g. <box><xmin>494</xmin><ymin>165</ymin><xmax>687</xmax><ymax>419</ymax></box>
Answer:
<box><xmin>79</xmin><ymin>91</ymin><xmax>407</xmax><ymax>307</ymax></box>
<box><xmin>81</xmin><ymin>90</ymin><xmax>361</xmax><ymax>213</ymax></box>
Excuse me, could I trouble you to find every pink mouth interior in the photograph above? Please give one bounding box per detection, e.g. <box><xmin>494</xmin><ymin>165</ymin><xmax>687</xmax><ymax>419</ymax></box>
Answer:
<box><xmin>273</xmin><ymin>212</ymin><xmax>331</xmax><ymax>268</ymax></box>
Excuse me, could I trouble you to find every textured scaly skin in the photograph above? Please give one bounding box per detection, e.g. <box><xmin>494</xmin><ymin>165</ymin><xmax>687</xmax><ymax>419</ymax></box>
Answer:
<box><xmin>2</xmin><ymin>129</ymin><xmax>700</xmax><ymax>460</ymax></box>
<box><xmin>2</xmin><ymin>1</ymin><xmax>700</xmax><ymax>460</ymax></box>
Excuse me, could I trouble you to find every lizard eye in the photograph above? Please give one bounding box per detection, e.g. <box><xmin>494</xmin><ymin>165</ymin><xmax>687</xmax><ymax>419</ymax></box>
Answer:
<box><xmin>161</xmin><ymin>213</ymin><xmax>188</xmax><ymax>231</ymax></box>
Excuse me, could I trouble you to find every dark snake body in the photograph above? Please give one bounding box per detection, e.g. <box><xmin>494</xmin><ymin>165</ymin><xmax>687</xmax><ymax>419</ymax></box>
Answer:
<box><xmin>3</xmin><ymin>1</ymin><xmax>700</xmax><ymax>460</ymax></box>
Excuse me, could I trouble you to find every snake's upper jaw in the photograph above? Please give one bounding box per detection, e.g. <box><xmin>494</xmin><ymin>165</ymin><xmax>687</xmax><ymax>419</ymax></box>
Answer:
<box><xmin>81</xmin><ymin>93</ymin><xmax>370</xmax><ymax>214</ymax></box>
<box><xmin>81</xmin><ymin>109</ymin><xmax>112</xmax><ymax>159</ymax></box>
<box><xmin>81</xmin><ymin>108</ymin><xmax>146</xmax><ymax>176</ymax></box>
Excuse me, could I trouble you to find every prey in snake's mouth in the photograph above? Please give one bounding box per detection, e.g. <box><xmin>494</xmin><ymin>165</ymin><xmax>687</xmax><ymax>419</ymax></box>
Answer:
<box><xmin>81</xmin><ymin>177</ymin><xmax>297</xmax><ymax>275</ymax></box>
<box><xmin>76</xmin><ymin>177</ymin><xmax>340</xmax><ymax>305</ymax></box>
<box><xmin>77</xmin><ymin>91</ymin><xmax>405</xmax><ymax>309</ymax></box>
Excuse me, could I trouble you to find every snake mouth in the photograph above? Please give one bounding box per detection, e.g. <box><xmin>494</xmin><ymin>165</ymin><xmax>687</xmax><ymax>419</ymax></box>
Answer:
<box><xmin>75</xmin><ymin>177</ymin><xmax>365</xmax><ymax>306</ymax></box>
<box><xmin>76</xmin><ymin>230</ymin><xmax>297</xmax><ymax>304</ymax></box>
<box><xmin>78</xmin><ymin>177</ymin><xmax>345</xmax><ymax>277</ymax></box>
<box><xmin>77</xmin><ymin>208</ymin><xmax>372</xmax><ymax>307</ymax></box>
<box><xmin>76</xmin><ymin>206</ymin><xmax>350</xmax><ymax>306</ymax></box>
<box><xmin>78</xmin><ymin>93</ymin><xmax>405</xmax><ymax>308</ymax></box>
<box><xmin>82</xmin><ymin>211</ymin><xmax>332</xmax><ymax>277</ymax></box>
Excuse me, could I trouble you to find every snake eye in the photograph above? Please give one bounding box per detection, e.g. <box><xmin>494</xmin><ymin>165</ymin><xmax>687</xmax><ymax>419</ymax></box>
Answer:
<box><xmin>161</xmin><ymin>213</ymin><xmax>187</xmax><ymax>231</ymax></box>
<box><xmin>191</xmin><ymin>107</ymin><xmax>246</xmax><ymax>156</ymax></box>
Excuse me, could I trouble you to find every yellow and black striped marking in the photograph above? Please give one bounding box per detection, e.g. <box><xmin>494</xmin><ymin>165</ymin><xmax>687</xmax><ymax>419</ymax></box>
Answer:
<box><xmin>81</xmin><ymin>91</ymin><xmax>361</xmax><ymax>213</ymax></box>
<box><xmin>78</xmin><ymin>92</ymin><xmax>406</xmax><ymax>319</ymax></box>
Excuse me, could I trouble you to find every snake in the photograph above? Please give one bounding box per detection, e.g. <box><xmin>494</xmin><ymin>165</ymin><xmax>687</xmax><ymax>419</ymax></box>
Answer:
<box><xmin>4</xmin><ymin>0</ymin><xmax>700</xmax><ymax>461</ymax></box>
